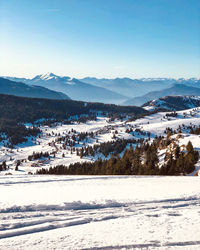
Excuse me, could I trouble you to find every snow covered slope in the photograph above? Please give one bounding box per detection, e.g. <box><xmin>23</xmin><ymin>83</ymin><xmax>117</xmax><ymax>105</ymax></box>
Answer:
<box><xmin>0</xmin><ymin>175</ymin><xmax>199</xmax><ymax>249</ymax></box>
<box><xmin>143</xmin><ymin>95</ymin><xmax>200</xmax><ymax>111</ymax></box>
<box><xmin>1</xmin><ymin>107</ymin><xmax>200</xmax><ymax>176</ymax></box>
<box><xmin>0</xmin><ymin>117</ymin><xmax>128</xmax><ymax>174</ymax></box>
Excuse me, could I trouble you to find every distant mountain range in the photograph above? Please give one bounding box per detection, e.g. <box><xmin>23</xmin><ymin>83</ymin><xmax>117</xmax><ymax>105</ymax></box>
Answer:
<box><xmin>80</xmin><ymin>77</ymin><xmax>200</xmax><ymax>98</ymax></box>
<box><xmin>123</xmin><ymin>84</ymin><xmax>200</xmax><ymax>106</ymax></box>
<box><xmin>3</xmin><ymin>74</ymin><xmax>200</xmax><ymax>105</ymax></box>
<box><xmin>6</xmin><ymin>73</ymin><xmax>128</xmax><ymax>104</ymax></box>
<box><xmin>0</xmin><ymin>77</ymin><xmax>70</xmax><ymax>100</ymax></box>
<box><xmin>143</xmin><ymin>95</ymin><xmax>200</xmax><ymax>111</ymax></box>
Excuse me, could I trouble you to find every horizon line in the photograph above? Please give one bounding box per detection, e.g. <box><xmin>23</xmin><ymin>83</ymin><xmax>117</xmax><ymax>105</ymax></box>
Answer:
<box><xmin>1</xmin><ymin>73</ymin><xmax>200</xmax><ymax>81</ymax></box>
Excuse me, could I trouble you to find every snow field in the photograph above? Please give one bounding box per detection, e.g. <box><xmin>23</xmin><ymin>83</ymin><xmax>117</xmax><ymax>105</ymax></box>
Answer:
<box><xmin>0</xmin><ymin>175</ymin><xmax>199</xmax><ymax>249</ymax></box>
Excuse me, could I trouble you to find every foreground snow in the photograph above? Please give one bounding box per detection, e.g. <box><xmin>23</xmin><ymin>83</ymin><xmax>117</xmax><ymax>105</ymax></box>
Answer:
<box><xmin>0</xmin><ymin>175</ymin><xmax>200</xmax><ymax>249</ymax></box>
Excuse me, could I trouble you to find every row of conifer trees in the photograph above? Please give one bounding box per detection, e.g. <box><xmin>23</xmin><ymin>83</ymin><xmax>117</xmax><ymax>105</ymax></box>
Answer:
<box><xmin>37</xmin><ymin>139</ymin><xmax>198</xmax><ymax>176</ymax></box>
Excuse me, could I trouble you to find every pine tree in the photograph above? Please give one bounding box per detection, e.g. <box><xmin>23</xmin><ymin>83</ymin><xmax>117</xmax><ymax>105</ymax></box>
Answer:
<box><xmin>186</xmin><ymin>141</ymin><xmax>194</xmax><ymax>154</ymax></box>
<box><xmin>2</xmin><ymin>161</ymin><xmax>6</xmax><ymax>170</ymax></box>
<box><xmin>174</xmin><ymin>145</ymin><xmax>180</xmax><ymax>159</ymax></box>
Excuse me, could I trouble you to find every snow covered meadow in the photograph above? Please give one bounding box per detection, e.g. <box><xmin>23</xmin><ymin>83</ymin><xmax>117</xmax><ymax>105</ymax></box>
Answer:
<box><xmin>0</xmin><ymin>175</ymin><xmax>200</xmax><ymax>249</ymax></box>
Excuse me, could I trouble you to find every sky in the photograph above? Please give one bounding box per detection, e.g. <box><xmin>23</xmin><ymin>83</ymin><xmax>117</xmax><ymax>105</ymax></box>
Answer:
<box><xmin>0</xmin><ymin>0</ymin><xmax>200</xmax><ymax>78</ymax></box>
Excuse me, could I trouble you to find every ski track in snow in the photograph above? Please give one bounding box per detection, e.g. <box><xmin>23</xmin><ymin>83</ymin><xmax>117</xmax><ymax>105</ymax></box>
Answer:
<box><xmin>0</xmin><ymin>175</ymin><xmax>200</xmax><ymax>249</ymax></box>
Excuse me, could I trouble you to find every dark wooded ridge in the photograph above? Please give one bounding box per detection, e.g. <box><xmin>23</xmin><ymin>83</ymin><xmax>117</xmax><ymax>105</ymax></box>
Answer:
<box><xmin>0</xmin><ymin>94</ymin><xmax>148</xmax><ymax>146</ymax></box>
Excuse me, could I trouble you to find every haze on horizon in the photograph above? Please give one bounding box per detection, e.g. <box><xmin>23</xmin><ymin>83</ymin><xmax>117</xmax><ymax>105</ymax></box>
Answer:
<box><xmin>0</xmin><ymin>0</ymin><xmax>200</xmax><ymax>79</ymax></box>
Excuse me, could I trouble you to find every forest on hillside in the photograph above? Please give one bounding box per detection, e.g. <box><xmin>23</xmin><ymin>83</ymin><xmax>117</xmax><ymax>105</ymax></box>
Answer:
<box><xmin>0</xmin><ymin>94</ymin><xmax>148</xmax><ymax>146</ymax></box>
<box><xmin>37</xmin><ymin>138</ymin><xmax>199</xmax><ymax>176</ymax></box>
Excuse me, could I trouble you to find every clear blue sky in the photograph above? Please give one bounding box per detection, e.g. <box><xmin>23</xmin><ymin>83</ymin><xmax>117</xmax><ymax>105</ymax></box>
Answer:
<box><xmin>0</xmin><ymin>0</ymin><xmax>200</xmax><ymax>78</ymax></box>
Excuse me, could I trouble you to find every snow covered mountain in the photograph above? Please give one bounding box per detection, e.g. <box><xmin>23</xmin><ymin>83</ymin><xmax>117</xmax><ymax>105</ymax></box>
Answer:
<box><xmin>123</xmin><ymin>84</ymin><xmax>200</xmax><ymax>106</ymax></box>
<box><xmin>6</xmin><ymin>73</ymin><xmax>128</xmax><ymax>104</ymax></box>
<box><xmin>143</xmin><ymin>95</ymin><xmax>200</xmax><ymax>111</ymax></box>
<box><xmin>0</xmin><ymin>77</ymin><xmax>70</xmax><ymax>100</ymax></box>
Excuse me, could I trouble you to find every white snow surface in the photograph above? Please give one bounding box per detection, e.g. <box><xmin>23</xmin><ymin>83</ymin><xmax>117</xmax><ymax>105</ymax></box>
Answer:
<box><xmin>0</xmin><ymin>175</ymin><xmax>200</xmax><ymax>250</ymax></box>
<box><xmin>128</xmin><ymin>107</ymin><xmax>200</xmax><ymax>136</ymax></box>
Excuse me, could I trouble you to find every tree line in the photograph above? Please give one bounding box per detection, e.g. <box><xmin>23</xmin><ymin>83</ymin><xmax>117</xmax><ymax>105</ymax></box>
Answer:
<box><xmin>37</xmin><ymin>139</ymin><xmax>199</xmax><ymax>176</ymax></box>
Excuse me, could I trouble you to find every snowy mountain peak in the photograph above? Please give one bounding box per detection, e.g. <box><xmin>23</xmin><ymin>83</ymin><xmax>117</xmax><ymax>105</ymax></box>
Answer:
<box><xmin>40</xmin><ymin>72</ymin><xmax>57</xmax><ymax>80</ymax></box>
<box><xmin>30</xmin><ymin>72</ymin><xmax>59</xmax><ymax>81</ymax></box>
<box><xmin>32</xmin><ymin>73</ymin><xmax>73</xmax><ymax>83</ymax></box>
